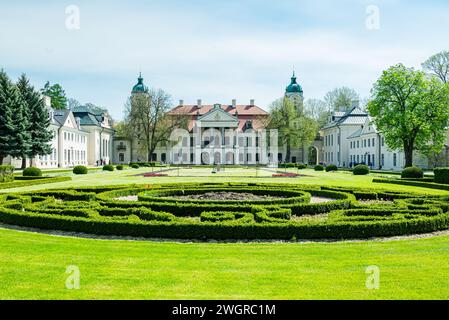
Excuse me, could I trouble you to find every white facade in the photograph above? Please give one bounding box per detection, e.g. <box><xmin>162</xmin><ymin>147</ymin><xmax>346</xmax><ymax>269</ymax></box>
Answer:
<box><xmin>323</xmin><ymin>108</ymin><xmax>432</xmax><ymax>170</ymax></box>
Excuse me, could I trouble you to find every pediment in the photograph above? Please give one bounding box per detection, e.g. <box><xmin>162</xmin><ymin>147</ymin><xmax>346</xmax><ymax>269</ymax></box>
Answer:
<box><xmin>198</xmin><ymin>106</ymin><xmax>238</xmax><ymax>124</ymax></box>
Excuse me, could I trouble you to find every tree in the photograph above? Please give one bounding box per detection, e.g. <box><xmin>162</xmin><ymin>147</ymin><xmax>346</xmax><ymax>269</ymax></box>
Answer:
<box><xmin>41</xmin><ymin>82</ymin><xmax>68</xmax><ymax>109</ymax></box>
<box><xmin>324</xmin><ymin>87</ymin><xmax>359</xmax><ymax>111</ymax></box>
<box><xmin>68</xmin><ymin>98</ymin><xmax>81</xmax><ymax>109</ymax></box>
<box><xmin>268</xmin><ymin>97</ymin><xmax>317</xmax><ymax>162</ymax></box>
<box><xmin>304</xmin><ymin>98</ymin><xmax>330</xmax><ymax>130</ymax></box>
<box><xmin>0</xmin><ymin>70</ymin><xmax>31</xmax><ymax>164</ymax></box>
<box><xmin>367</xmin><ymin>64</ymin><xmax>449</xmax><ymax>168</ymax></box>
<box><xmin>123</xmin><ymin>89</ymin><xmax>187</xmax><ymax>161</ymax></box>
<box><xmin>422</xmin><ymin>51</ymin><xmax>449</xmax><ymax>83</ymax></box>
<box><xmin>17</xmin><ymin>74</ymin><xmax>53</xmax><ymax>168</ymax></box>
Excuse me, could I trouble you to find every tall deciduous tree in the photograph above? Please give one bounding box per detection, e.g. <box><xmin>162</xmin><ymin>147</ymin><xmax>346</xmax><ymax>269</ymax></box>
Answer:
<box><xmin>422</xmin><ymin>51</ymin><xmax>449</xmax><ymax>83</ymax></box>
<box><xmin>268</xmin><ymin>97</ymin><xmax>317</xmax><ymax>162</ymax></box>
<box><xmin>0</xmin><ymin>70</ymin><xmax>31</xmax><ymax>164</ymax></box>
<box><xmin>367</xmin><ymin>64</ymin><xmax>449</xmax><ymax>168</ymax></box>
<box><xmin>41</xmin><ymin>82</ymin><xmax>68</xmax><ymax>110</ymax></box>
<box><xmin>324</xmin><ymin>87</ymin><xmax>359</xmax><ymax>111</ymax></box>
<box><xmin>123</xmin><ymin>89</ymin><xmax>187</xmax><ymax>162</ymax></box>
<box><xmin>17</xmin><ymin>74</ymin><xmax>53</xmax><ymax>168</ymax></box>
<box><xmin>304</xmin><ymin>98</ymin><xmax>330</xmax><ymax>130</ymax></box>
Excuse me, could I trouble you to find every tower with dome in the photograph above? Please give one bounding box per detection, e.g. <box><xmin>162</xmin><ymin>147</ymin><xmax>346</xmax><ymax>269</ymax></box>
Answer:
<box><xmin>284</xmin><ymin>71</ymin><xmax>304</xmax><ymax>113</ymax></box>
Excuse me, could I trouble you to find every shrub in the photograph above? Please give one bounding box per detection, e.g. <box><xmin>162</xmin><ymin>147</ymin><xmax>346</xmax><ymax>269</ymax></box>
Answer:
<box><xmin>314</xmin><ymin>165</ymin><xmax>324</xmax><ymax>171</ymax></box>
<box><xmin>434</xmin><ymin>167</ymin><xmax>449</xmax><ymax>184</ymax></box>
<box><xmin>296</xmin><ymin>163</ymin><xmax>307</xmax><ymax>170</ymax></box>
<box><xmin>401</xmin><ymin>166</ymin><xmax>423</xmax><ymax>179</ymax></box>
<box><xmin>116</xmin><ymin>165</ymin><xmax>124</xmax><ymax>170</ymax></box>
<box><xmin>353</xmin><ymin>165</ymin><xmax>370</xmax><ymax>175</ymax></box>
<box><xmin>73</xmin><ymin>165</ymin><xmax>88</xmax><ymax>175</ymax></box>
<box><xmin>130</xmin><ymin>163</ymin><xmax>140</xmax><ymax>169</ymax></box>
<box><xmin>0</xmin><ymin>165</ymin><xmax>14</xmax><ymax>182</ymax></box>
<box><xmin>103</xmin><ymin>165</ymin><xmax>115</xmax><ymax>171</ymax></box>
<box><xmin>23</xmin><ymin>167</ymin><xmax>42</xmax><ymax>177</ymax></box>
<box><xmin>325</xmin><ymin>164</ymin><xmax>338</xmax><ymax>172</ymax></box>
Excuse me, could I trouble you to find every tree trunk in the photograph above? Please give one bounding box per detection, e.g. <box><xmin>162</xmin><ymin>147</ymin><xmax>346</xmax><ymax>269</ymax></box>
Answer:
<box><xmin>286</xmin><ymin>143</ymin><xmax>291</xmax><ymax>163</ymax></box>
<box><xmin>404</xmin><ymin>143</ymin><xmax>414</xmax><ymax>168</ymax></box>
<box><xmin>0</xmin><ymin>155</ymin><xmax>4</xmax><ymax>165</ymax></box>
<box><xmin>21</xmin><ymin>157</ymin><xmax>26</xmax><ymax>169</ymax></box>
<box><xmin>29</xmin><ymin>158</ymin><xmax>33</xmax><ymax>167</ymax></box>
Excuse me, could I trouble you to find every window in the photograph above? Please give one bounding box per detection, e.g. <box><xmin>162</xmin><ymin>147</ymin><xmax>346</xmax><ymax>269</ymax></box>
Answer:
<box><xmin>382</xmin><ymin>137</ymin><xmax>385</xmax><ymax>146</ymax></box>
<box><xmin>372</xmin><ymin>138</ymin><xmax>375</xmax><ymax>147</ymax></box>
<box><xmin>357</xmin><ymin>141</ymin><xmax>359</xmax><ymax>148</ymax></box>
<box><xmin>393</xmin><ymin>153</ymin><xmax>397</xmax><ymax>167</ymax></box>
<box><xmin>381</xmin><ymin>154</ymin><xmax>384</xmax><ymax>166</ymax></box>
<box><xmin>368</xmin><ymin>139</ymin><xmax>371</xmax><ymax>147</ymax></box>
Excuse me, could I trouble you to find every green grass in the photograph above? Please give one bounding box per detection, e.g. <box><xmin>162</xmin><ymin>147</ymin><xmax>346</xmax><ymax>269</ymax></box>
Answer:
<box><xmin>0</xmin><ymin>227</ymin><xmax>448</xmax><ymax>299</ymax></box>
<box><xmin>2</xmin><ymin>167</ymin><xmax>448</xmax><ymax>195</ymax></box>
<box><xmin>1</xmin><ymin>166</ymin><xmax>449</xmax><ymax>299</ymax></box>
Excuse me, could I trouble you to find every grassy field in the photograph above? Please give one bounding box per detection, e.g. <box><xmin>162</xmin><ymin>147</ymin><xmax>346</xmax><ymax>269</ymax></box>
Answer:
<box><xmin>0</xmin><ymin>227</ymin><xmax>448</xmax><ymax>299</ymax></box>
<box><xmin>1</xmin><ymin>166</ymin><xmax>449</xmax><ymax>299</ymax></box>
<box><xmin>2</xmin><ymin>167</ymin><xmax>448</xmax><ymax>195</ymax></box>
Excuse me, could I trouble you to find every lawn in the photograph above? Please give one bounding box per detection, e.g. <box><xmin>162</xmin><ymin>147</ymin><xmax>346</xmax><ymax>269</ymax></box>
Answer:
<box><xmin>2</xmin><ymin>167</ymin><xmax>448</xmax><ymax>195</ymax></box>
<box><xmin>1</xmin><ymin>166</ymin><xmax>449</xmax><ymax>300</ymax></box>
<box><xmin>0</xmin><ymin>227</ymin><xmax>448</xmax><ymax>299</ymax></box>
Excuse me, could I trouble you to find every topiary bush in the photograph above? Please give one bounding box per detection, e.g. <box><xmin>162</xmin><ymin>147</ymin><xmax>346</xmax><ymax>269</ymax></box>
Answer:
<box><xmin>434</xmin><ymin>167</ymin><xmax>449</xmax><ymax>184</ymax></box>
<box><xmin>314</xmin><ymin>165</ymin><xmax>324</xmax><ymax>171</ymax></box>
<box><xmin>116</xmin><ymin>165</ymin><xmax>124</xmax><ymax>170</ymax></box>
<box><xmin>353</xmin><ymin>165</ymin><xmax>370</xmax><ymax>175</ymax></box>
<box><xmin>23</xmin><ymin>167</ymin><xmax>42</xmax><ymax>177</ymax></box>
<box><xmin>103</xmin><ymin>165</ymin><xmax>114</xmax><ymax>172</ymax></box>
<box><xmin>130</xmin><ymin>163</ymin><xmax>140</xmax><ymax>169</ymax></box>
<box><xmin>401</xmin><ymin>166</ymin><xmax>423</xmax><ymax>179</ymax></box>
<box><xmin>325</xmin><ymin>164</ymin><xmax>338</xmax><ymax>172</ymax></box>
<box><xmin>0</xmin><ymin>165</ymin><xmax>14</xmax><ymax>182</ymax></box>
<box><xmin>296</xmin><ymin>163</ymin><xmax>307</xmax><ymax>170</ymax></box>
<box><xmin>73</xmin><ymin>165</ymin><xmax>88</xmax><ymax>175</ymax></box>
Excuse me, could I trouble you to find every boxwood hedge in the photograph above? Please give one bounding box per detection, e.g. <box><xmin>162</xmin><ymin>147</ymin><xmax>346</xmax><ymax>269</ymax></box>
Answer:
<box><xmin>0</xmin><ymin>182</ymin><xmax>447</xmax><ymax>240</ymax></box>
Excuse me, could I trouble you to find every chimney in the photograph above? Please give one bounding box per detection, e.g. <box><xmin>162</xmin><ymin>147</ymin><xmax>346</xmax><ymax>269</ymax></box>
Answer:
<box><xmin>197</xmin><ymin>99</ymin><xmax>202</xmax><ymax>108</ymax></box>
<box><xmin>75</xmin><ymin>117</ymin><xmax>81</xmax><ymax>129</ymax></box>
<box><xmin>179</xmin><ymin>99</ymin><xmax>184</xmax><ymax>106</ymax></box>
<box><xmin>232</xmin><ymin>99</ymin><xmax>237</xmax><ymax>108</ymax></box>
<box><xmin>43</xmin><ymin>95</ymin><xmax>51</xmax><ymax>108</ymax></box>
<box><xmin>250</xmin><ymin>99</ymin><xmax>255</xmax><ymax>106</ymax></box>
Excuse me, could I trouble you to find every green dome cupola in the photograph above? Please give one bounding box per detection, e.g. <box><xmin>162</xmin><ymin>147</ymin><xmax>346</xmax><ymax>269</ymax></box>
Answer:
<box><xmin>285</xmin><ymin>71</ymin><xmax>303</xmax><ymax>94</ymax></box>
<box><xmin>132</xmin><ymin>72</ymin><xmax>148</xmax><ymax>94</ymax></box>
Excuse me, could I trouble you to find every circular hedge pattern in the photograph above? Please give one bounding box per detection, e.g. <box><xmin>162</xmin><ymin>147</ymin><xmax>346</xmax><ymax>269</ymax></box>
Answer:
<box><xmin>0</xmin><ymin>183</ymin><xmax>448</xmax><ymax>240</ymax></box>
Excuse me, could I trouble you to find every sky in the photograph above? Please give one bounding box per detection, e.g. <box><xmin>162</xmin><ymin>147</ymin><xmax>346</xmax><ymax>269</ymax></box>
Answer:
<box><xmin>0</xmin><ymin>0</ymin><xmax>448</xmax><ymax>120</ymax></box>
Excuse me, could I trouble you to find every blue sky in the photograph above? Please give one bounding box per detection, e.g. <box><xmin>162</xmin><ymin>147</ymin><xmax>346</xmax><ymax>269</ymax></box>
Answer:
<box><xmin>0</xmin><ymin>0</ymin><xmax>448</xmax><ymax>119</ymax></box>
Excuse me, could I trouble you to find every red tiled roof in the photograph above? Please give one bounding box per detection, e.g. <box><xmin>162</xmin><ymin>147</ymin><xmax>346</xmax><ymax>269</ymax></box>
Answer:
<box><xmin>169</xmin><ymin>104</ymin><xmax>268</xmax><ymax>116</ymax></box>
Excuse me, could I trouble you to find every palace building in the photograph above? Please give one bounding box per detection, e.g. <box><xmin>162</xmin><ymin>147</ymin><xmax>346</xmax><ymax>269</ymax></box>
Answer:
<box><xmin>113</xmin><ymin>72</ymin><xmax>322</xmax><ymax>166</ymax></box>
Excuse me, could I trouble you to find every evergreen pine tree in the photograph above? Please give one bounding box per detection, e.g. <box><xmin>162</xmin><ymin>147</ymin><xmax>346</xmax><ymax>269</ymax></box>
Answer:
<box><xmin>0</xmin><ymin>70</ymin><xmax>16</xmax><ymax>164</ymax></box>
<box><xmin>17</xmin><ymin>74</ymin><xmax>52</xmax><ymax>168</ymax></box>
<box><xmin>9</xmin><ymin>76</ymin><xmax>32</xmax><ymax>163</ymax></box>
<box><xmin>0</xmin><ymin>70</ymin><xmax>31</xmax><ymax>165</ymax></box>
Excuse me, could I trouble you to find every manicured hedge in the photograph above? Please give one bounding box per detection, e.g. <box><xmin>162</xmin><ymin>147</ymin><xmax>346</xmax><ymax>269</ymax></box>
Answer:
<box><xmin>434</xmin><ymin>167</ymin><xmax>449</xmax><ymax>184</ymax></box>
<box><xmin>116</xmin><ymin>165</ymin><xmax>124</xmax><ymax>170</ymax></box>
<box><xmin>0</xmin><ymin>176</ymin><xmax>72</xmax><ymax>190</ymax></box>
<box><xmin>23</xmin><ymin>167</ymin><xmax>42</xmax><ymax>177</ymax></box>
<box><xmin>314</xmin><ymin>165</ymin><xmax>324</xmax><ymax>171</ymax></box>
<box><xmin>325</xmin><ymin>164</ymin><xmax>338</xmax><ymax>172</ymax></box>
<box><xmin>373</xmin><ymin>178</ymin><xmax>449</xmax><ymax>191</ymax></box>
<box><xmin>401</xmin><ymin>166</ymin><xmax>423</xmax><ymax>179</ymax></box>
<box><xmin>103</xmin><ymin>165</ymin><xmax>114</xmax><ymax>171</ymax></box>
<box><xmin>0</xmin><ymin>165</ymin><xmax>14</xmax><ymax>182</ymax></box>
<box><xmin>73</xmin><ymin>166</ymin><xmax>88</xmax><ymax>175</ymax></box>
<box><xmin>353</xmin><ymin>165</ymin><xmax>369</xmax><ymax>175</ymax></box>
<box><xmin>0</xmin><ymin>182</ymin><xmax>447</xmax><ymax>240</ymax></box>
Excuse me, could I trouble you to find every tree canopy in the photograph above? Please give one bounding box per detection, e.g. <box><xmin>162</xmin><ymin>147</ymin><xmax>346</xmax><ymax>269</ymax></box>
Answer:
<box><xmin>422</xmin><ymin>51</ymin><xmax>449</xmax><ymax>83</ymax></box>
<box><xmin>324</xmin><ymin>87</ymin><xmax>359</xmax><ymax>111</ymax></box>
<box><xmin>367</xmin><ymin>64</ymin><xmax>449</xmax><ymax>168</ymax></box>
<box><xmin>268</xmin><ymin>97</ymin><xmax>317</xmax><ymax>162</ymax></box>
<box><xmin>41</xmin><ymin>82</ymin><xmax>68</xmax><ymax>110</ymax></box>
